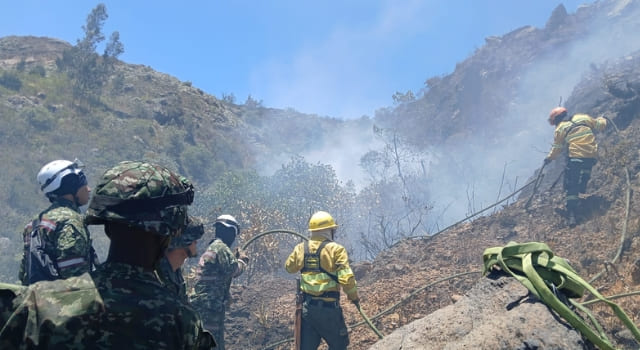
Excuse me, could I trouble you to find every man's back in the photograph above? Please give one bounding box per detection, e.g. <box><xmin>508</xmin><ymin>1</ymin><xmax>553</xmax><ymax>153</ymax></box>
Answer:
<box><xmin>192</xmin><ymin>239</ymin><xmax>238</xmax><ymax>310</ymax></box>
<box><xmin>551</xmin><ymin>114</ymin><xmax>607</xmax><ymax>159</ymax></box>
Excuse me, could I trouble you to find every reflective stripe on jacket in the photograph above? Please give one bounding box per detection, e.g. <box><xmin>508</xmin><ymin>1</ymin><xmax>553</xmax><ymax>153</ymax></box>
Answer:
<box><xmin>285</xmin><ymin>237</ymin><xmax>359</xmax><ymax>301</ymax></box>
<box><xmin>547</xmin><ymin>114</ymin><xmax>607</xmax><ymax>160</ymax></box>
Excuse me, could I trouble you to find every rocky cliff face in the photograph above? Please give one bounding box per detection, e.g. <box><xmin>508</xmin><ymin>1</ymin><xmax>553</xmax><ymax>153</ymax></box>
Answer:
<box><xmin>375</xmin><ymin>0</ymin><xmax>640</xmax><ymax>149</ymax></box>
<box><xmin>368</xmin><ymin>271</ymin><xmax>589</xmax><ymax>350</ymax></box>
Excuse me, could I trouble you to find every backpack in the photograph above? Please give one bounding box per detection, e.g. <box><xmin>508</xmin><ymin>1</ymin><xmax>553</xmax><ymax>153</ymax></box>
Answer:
<box><xmin>26</xmin><ymin>215</ymin><xmax>61</xmax><ymax>284</ymax></box>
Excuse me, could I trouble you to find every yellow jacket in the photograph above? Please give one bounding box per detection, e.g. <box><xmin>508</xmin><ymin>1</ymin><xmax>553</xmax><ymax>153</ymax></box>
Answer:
<box><xmin>285</xmin><ymin>237</ymin><xmax>359</xmax><ymax>301</ymax></box>
<box><xmin>547</xmin><ymin>114</ymin><xmax>607</xmax><ymax>160</ymax></box>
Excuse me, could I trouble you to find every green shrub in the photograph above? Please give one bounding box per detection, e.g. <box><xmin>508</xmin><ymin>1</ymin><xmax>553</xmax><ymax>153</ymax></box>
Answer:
<box><xmin>180</xmin><ymin>145</ymin><xmax>215</xmax><ymax>184</ymax></box>
<box><xmin>29</xmin><ymin>65</ymin><xmax>46</xmax><ymax>77</ymax></box>
<box><xmin>16</xmin><ymin>59</ymin><xmax>26</xmax><ymax>72</ymax></box>
<box><xmin>22</xmin><ymin>107</ymin><xmax>54</xmax><ymax>130</ymax></box>
<box><xmin>0</xmin><ymin>71</ymin><xmax>22</xmax><ymax>91</ymax></box>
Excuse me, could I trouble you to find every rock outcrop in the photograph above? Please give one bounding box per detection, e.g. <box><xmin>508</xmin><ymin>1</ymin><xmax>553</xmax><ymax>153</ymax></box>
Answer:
<box><xmin>368</xmin><ymin>271</ymin><xmax>588</xmax><ymax>350</ymax></box>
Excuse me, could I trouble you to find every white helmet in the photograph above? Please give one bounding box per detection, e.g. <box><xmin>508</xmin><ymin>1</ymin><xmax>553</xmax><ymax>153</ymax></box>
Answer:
<box><xmin>215</xmin><ymin>214</ymin><xmax>239</xmax><ymax>236</ymax></box>
<box><xmin>37</xmin><ymin>159</ymin><xmax>84</xmax><ymax>195</ymax></box>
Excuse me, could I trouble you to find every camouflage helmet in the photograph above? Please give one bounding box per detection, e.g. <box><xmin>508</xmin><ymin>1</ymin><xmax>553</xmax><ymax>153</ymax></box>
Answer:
<box><xmin>169</xmin><ymin>216</ymin><xmax>205</xmax><ymax>249</ymax></box>
<box><xmin>85</xmin><ymin>161</ymin><xmax>194</xmax><ymax>236</ymax></box>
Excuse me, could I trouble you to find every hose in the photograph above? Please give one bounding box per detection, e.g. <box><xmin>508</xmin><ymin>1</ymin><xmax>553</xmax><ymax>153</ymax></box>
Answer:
<box><xmin>356</xmin><ymin>303</ymin><xmax>384</xmax><ymax>339</ymax></box>
<box><xmin>241</xmin><ymin>229</ymin><xmax>309</xmax><ymax>251</ymax></box>
<box><xmin>524</xmin><ymin>161</ymin><xmax>547</xmax><ymax>208</ymax></box>
<box><xmin>260</xmin><ymin>270</ymin><xmax>480</xmax><ymax>350</ymax></box>
<box><xmin>396</xmin><ymin>176</ymin><xmax>538</xmax><ymax>247</ymax></box>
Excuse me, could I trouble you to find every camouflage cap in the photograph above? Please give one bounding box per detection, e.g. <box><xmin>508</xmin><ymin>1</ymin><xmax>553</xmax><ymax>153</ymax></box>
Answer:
<box><xmin>169</xmin><ymin>216</ymin><xmax>205</xmax><ymax>249</ymax></box>
<box><xmin>85</xmin><ymin>161</ymin><xmax>194</xmax><ymax>236</ymax></box>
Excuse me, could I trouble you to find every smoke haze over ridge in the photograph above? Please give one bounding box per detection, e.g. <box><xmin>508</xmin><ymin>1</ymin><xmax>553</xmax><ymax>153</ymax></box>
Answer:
<box><xmin>294</xmin><ymin>0</ymin><xmax>640</xmax><ymax>232</ymax></box>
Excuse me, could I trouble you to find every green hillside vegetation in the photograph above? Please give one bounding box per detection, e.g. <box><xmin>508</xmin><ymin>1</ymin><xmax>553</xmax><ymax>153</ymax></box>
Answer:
<box><xmin>0</xmin><ymin>54</ymin><xmax>366</xmax><ymax>280</ymax></box>
<box><xmin>1</xmin><ymin>6</ymin><xmax>430</xmax><ymax>284</ymax></box>
<box><xmin>4</xmin><ymin>2</ymin><xmax>640</xmax><ymax>348</ymax></box>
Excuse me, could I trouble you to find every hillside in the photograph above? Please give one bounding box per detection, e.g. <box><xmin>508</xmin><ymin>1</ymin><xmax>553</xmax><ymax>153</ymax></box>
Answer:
<box><xmin>0</xmin><ymin>34</ymin><xmax>361</xmax><ymax>282</ymax></box>
<box><xmin>1</xmin><ymin>0</ymin><xmax>640</xmax><ymax>349</ymax></box>
<box><xmin>223</xmin><ymin>50</ymin><xmax>640</xmax><ymax>349</ymax></box>
<box><xmin>222</xmin><ymin>1</ymin><xmax>640</xmax><ymax>349</ymax></box>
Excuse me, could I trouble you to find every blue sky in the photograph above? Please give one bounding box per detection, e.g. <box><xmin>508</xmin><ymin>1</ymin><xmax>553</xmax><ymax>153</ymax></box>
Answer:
<box><xmin>1</xmin><ymin>1</ymin><xmax>587</xmax><ymax>119</ymax></box>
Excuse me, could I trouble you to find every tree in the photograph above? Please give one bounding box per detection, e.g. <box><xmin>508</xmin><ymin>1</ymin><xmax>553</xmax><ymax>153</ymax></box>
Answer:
<box><xmin>355</xmin><ymin>126</ymin><xmax>433</xmax><ymax>258</ymax></box>
<box><xmin>190</xmin><ymin>157</ymin><xmax>357</xmax><ymax>281</ymax></box>
<box><xmin>57</xmin><ymin>3</ymin><xmax>124</xmax><ymax>102</ymax></box>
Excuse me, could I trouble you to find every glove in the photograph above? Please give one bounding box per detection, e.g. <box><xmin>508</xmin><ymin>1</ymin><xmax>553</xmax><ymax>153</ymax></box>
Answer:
<box><xmin>543</xmin><ymin>157</ymin><xmax>551</xmax><ymax>166</ymax></box>
<box><xmin>351</xmin><ymin>299</ymin><xmax>360</xmax><ymax>308</ymax></box>
<box><xmin>234</xmin><ymin>247</ymin><xmax>249</xmax><ymax>264</ymax></box>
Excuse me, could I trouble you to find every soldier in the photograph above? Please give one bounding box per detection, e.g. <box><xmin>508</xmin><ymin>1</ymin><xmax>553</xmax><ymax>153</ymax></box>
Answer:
<box><xmin>19</xmin><ymin>159</ymin><xmax>98</xmax><ymax>285</ymax></box>
<box><xmin>157</xmin><ymin>216</ymin><xmax>205</xmax><ymax>301</ymax></box>
<box><xmin>285</xmin><ymin>211</ymin><xmax>360</xmax><ymax>350</ymax></box>
<box><xmin>191</xmin><ymin>214</ymin><xmax>249</xmax><ymax>350</ymax></box>
<box><xmin>0</xmin><ymin>161</ymin><xmax>214</xmax><ymax>349</ymax></box>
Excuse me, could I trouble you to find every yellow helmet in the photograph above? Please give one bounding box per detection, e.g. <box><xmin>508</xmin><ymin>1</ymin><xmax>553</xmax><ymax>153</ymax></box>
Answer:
<box><xmin>308</xmin><ymin>211</ymin><xmax>338</xmax><ymax>231</ymax></box>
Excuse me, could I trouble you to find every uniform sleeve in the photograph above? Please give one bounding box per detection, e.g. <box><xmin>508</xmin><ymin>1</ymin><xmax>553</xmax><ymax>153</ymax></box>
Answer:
<box><xmin>53</xmin><ymin>219</ymin><xmax>92</xmax><ymax>279</ymax></box>
<box><xmin>285</xmin><ymin>243</ymin><xmax>304</xmax><ymax>274</ymax></box>
<box><xmin>230</xmin><ymin>254</ymin><xmax>246</xmax><ymax>278</ymax></box>
<box><xmin>18</xmin><ymin>223</ymin><xmax>31</xmax><ymax>285</ymax></box>
<box><xmin>205</xmin><ymin>245</ymin><xmax>238</xmax><ymax>278</ymax></box>
<box><xmin>179</xmin><ymin>301</ymin><xmax>216</xmax><ymax>350</ymax></box>
<box><xmin>333</xmin><ymin>245</ymin><xmax>359</xmax><ymax>301</ymax></box>
<box><xmin>547</xmin><ymin>125</ymin><xmax>565</xmax><ymax>160</ymax></box>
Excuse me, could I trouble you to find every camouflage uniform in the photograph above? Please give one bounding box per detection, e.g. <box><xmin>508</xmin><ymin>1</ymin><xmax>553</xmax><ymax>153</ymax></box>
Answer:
<box><xmin>156</xmin><ymin>255</ymin><xmax>188</xmax><ymax>302</ymax></box>
<box><xmin>157</xmin><ymin>217</ymin><xmax>205</xmax><ymax>302</ymax></box>
<box><xmin>0</xmin><ymin>161</ymin><xmax>214</xmax><ymax>349</ymax></box>
<box><xmin>1</xmin><ymin>264</ymin><xmax>211</xmax><ymax>349</ymax></box>
<box><xmin>19</xmin><ymin>197</ymin><xmax>96</xmax><ymax>285</ymax></box>
<box><xmin>191</xmin><ymin>238</ymin><xmax>246</xmax><ymax>350</ymax></box>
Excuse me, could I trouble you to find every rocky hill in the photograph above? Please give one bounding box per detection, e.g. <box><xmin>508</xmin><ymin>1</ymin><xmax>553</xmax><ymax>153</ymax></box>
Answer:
<box><xmin>220</xmin><ymin>2</ymin><xmax>640</xmax><ymax>349</ymax></box>
<box><xmin>0</xmin><ymin>34</ymin><xmax>357</xmax><ymax>281</ymax></box>
<box><xmin>227</xmin><ymin>49</ymin><xmax>640</xmax><ymax>347</ymax></box>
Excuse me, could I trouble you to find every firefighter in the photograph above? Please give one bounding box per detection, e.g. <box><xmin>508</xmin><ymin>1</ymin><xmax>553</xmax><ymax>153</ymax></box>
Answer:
<box><xmin>545</xmin><ymin>107</ymin><xmax>607</xmax><ymax>226</ymax></box>
<box><xmin>285</xmin><ymin>211</ymin><xmax>360</xmax><ymax>350</ymax></box>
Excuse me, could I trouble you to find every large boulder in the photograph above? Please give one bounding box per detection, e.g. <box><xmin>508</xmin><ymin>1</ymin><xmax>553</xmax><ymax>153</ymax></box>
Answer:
<box><xmin>368</xmin><ymin>271</ymin><xmax>589</xmax><ymax>350</ymax></box>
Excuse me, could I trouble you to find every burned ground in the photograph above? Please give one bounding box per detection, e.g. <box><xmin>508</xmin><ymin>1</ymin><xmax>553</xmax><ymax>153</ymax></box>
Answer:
<box><xmin>223</xmin><ymin>52</ymin><xmax>640</xmax><ymax>350</ymax></box>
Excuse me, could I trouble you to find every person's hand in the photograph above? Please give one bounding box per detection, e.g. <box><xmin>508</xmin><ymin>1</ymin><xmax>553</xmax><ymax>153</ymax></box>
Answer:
<box><xmin>543</xmin><ymin>157</ymin><xmax>552</xmax><ymax>166</ymax></box>
<box><xmin>234</xmin><ymin>247</ymin><xmax>249</xmax><ymax>263</ymax></box>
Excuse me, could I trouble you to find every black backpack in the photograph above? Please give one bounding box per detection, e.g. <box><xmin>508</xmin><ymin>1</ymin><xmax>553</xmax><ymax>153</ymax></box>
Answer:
<box><xmin>26</xmin><ymin>214</ymin><xmax>61</xmax><ymax>284</ymax></box>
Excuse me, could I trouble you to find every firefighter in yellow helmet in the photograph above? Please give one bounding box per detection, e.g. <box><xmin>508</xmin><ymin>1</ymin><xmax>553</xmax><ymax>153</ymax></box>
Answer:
<box><xmin>285</xmin><ymin>211</ymin><xmax>359</xmax><ymax>350</ymax></box>
<box><xmin>544</xmin><ymin>107</ymin><xmax>607</xmax><ymax>226</ymax></box>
